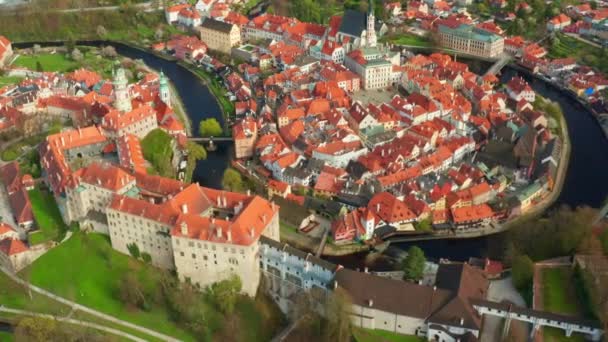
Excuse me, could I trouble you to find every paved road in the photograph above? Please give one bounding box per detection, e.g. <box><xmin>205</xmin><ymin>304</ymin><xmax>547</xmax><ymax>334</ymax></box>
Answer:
<box><xmin>480</xmin><ymin>277</ymin><xmax>528</xmax><ymax>342</ymax></box>
<box><xmin>0</xmin><ymin>265</ymin><xmax>181</xmax><ymax>341</ymax></box>
<box><xmin>0</xmin><ymin>306</ymin><xmax>146</xmax><ymax>342</ymax></box>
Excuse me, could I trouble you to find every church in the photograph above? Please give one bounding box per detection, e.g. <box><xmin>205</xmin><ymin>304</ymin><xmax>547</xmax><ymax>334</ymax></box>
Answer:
<box><xmin>333</xmin><ymin>0</ymin><xmax>388</xmax><ymax>52</ymax></box>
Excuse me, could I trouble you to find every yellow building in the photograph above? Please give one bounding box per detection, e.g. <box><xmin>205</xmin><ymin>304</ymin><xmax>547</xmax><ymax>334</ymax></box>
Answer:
<box><xmin>199</xmin><ymin>18</ymin><xmax>241</xmax><ymax>54</ymax></box>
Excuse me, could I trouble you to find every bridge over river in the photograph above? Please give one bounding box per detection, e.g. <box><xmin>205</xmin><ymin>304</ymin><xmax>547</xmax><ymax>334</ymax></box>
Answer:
<box><xmin>188</xmin><ymin>136</ymin><xmax>234</xmax><ymax>142</ymax></box>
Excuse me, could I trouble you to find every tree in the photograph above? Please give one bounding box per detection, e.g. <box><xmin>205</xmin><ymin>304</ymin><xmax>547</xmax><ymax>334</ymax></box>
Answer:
<box><xmin>142</xmin><ymin>129</ymin><xmax>175</xmax><ymax>178</ymax></box>
<box><xmin>511</xmin><ymin>254</ymin><xmax>534</xmax><ymax>290</ymax></box>
<box><xmin>505</xmin><ymin>206</ymin><xmax>596</xmax><ymax>261</ymax></box>
<box><xmin>101</xmin><ymin>46</ymin><xmax>117</xmax><ymax>58</ymax></box>
<box><xmin>162</xmin><ymin>276</ymin><xmax>209</xmax><ymax>336</ymax></box>
<box><xmin>155</xmin><ymin>28</ymin><xmax>164</xmax><ymax>41</ymax></box>
<box><xmin>199</xmin><ymin>118</ymin><xmax>223</xmax><ymax>137</ymax></box>
<box><xmin>186</xmin><ymin>141</ymin><xmax>207</xmax><ymax>161</ymax></box>
<box><xmin>402</xmin><ymin>246</ymin><xmax>426</xmax><ymax>281</ymax></box>
<box><xmin>141</xmin><ymin>252</ymin><xmax>152</xmax><ymax>263</ymax></box>
<box><xmin>208</xmin><ymin>275</ymin><xmax>242</xmax><ymax>315</ymax></box>
<box><xmin>222</xmin><ymin>168</ymin><xmax>245</xmax><ymax>192</ymax></box>
<box><xmin>14</xmin><ymin>317</ymin><xmax>57</xmax><ymax>341</ymax></box>
<box><xmin>36</xmin><ymin>60</ymin><xmax>43</xmax><ymax>72</ymax></box>
<box><xmin>323</xmin><ymin>288</ymin><xmax>353</xmax><ymax>342</ymax></box>
<box><xmin>127</xmin><ymin>242</ymin><xmax>140</xmax><ymax>259</ymax></box>
<box><xmin>600</xmin><ymin>229</ymin><xmax>608</xmax><ymax>256</ymax></box>
<box><xmin>119</xmin><ymin>273</ymin><xmax>148</xmax><ymax>310</ymax></box>
<box><xmin>71</xmin><ymin>48</ymin><xmax>83</xmax><ymax>62</ymax></box>
<box><xmin>96</xmin><ymin>25</ymin><xmax>107</xmax><ymax>37</ymax></box>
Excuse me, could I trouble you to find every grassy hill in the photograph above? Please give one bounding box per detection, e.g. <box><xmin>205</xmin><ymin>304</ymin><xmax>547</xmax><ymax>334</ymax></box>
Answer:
<box><xmin>21</xmin><ymin>231</ymin><xmax>285</xmax><ymax>341</ymax></box>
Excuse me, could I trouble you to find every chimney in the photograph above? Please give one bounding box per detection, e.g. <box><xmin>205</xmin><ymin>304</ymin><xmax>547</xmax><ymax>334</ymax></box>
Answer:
<box><xmin>368</xmin><ymin>299</ymin><xmax>374</xmax><ymax>307</ymax></box>
<box><xmin>334</xmin><ymin>281</ymin><xmax>338</xmax><ymax>289</ymax></box>
<box><xmin>216</xmin><ymin>227</ymin><xmax>222</xmax><ymax>238</ymax></box>
<box><xmin>376</xmin><ymin>203</ymin><xmax>380</xmax><ymax>212</ymax></box>
<box><xmin>250</xmin><ymin>227</ymin><xmax>255</xmax><ymax>238</ymax></box>
<box><xmin>222</xmin><ymin>195</ymin><xmax>227</xmax><ymax>208</ymax></box>
<box><xmin>247</xmin><ymin>189</ymin><xmax>251</xmax><ymax>196</ymax></box>
<box><xmin>181</xmin><ymin>204</ymin><xmax>188</xmax><ymax>214</ymax></box>
<box><xmin>460</xmin><ymin>318</ymin><xmax>464</xmax><ymax>326</ymax></box>
<box><xmin>180</xmin><ymin>221</ymin><xmax>188</xmax><ymax>235</ymax></box>
<box><xmin>364</xmin><ymin>267</ymin><xmax>368</xmax><ymax>273</ymax></box>
<box><xmin>227</xmin><ymin>228</ymin><xmax>232</xmax><ymax>242</ymax></box>
<box><xmin>262</xmin><ymin>214</ymin><xmax>266</xmax><ymax>223</ymax></box>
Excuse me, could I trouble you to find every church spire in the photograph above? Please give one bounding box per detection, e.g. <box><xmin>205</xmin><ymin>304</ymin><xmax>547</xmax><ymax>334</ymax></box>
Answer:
<box><xmin>366</xmin><ymin>0</ymin><xmax>377</xmax><ymax>47</ymax></box>
<box><xmin>113</xmin><ymin>65</ymin><xmax>131</xmax><ymax>113</ymax></box>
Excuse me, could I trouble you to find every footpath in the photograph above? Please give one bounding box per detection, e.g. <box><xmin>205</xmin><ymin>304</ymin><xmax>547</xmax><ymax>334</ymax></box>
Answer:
<box><xmin>0</xmin><ymin>307</ymin><xmax>146</xmax><ymax>342</ymax></box>
<box><xmin>0</xmin><ymin>266</ymin><xmax>181</xmax><ymax>342</ymax></box>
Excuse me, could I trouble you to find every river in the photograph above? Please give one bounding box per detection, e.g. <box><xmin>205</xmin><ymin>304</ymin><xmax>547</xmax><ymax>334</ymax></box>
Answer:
<box><xmin>13</xmin><ymin>42</ymin><xmax>608</xmax><ymax>270</ymax></box>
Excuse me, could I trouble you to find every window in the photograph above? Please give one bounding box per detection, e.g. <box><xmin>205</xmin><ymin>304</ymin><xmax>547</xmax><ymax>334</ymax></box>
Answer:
<box><xmin>180</xmin><ymin>252</ymin><xmax>184</xmax><ymax>256</ymax></box>
<box><xmin>192</xmin><ymin>253</ymin><xmax>196</xmax><ymax>259</ymax></box>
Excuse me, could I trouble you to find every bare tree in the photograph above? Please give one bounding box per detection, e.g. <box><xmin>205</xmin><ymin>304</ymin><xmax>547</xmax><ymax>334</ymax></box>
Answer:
<box><xmin>96</xmin><ymin>25</ymin><xmax>107</xmax><ymax>37</ymax></box>
<box><xmin>71</xmin><ymin>48</ymin><xmax>83</xmax><ymax>62</ymax></box>
<box><xmin>101</xmin><ymin>46</ymin><xmax>117</xmax><ymax>58</ymax></box>
<box><xmin>155</xmin><ymin>28</ymin><xmax>165</xmax><ymax>41</ymax></box>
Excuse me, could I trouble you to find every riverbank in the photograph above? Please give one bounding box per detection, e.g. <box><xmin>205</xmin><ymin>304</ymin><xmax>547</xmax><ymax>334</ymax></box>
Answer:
<box><xmin>176</xmin><ymin>60</ymin><xmax>235</xmax><ymax>132</ymax></box>
<box><xmin>279</xmin><ymin>222</ymin><xmax>371</xmax><ymax>256</ymax></box>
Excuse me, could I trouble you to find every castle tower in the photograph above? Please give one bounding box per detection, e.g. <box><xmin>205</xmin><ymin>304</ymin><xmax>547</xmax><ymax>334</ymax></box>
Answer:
<box><xmin>366</xmin><ymin>0</ymin><xmax>377</xmax><ymax>47</ymax></box>
<box><xmin>113</xmin><ymin>66</ymin><xmax>132</xmax><ymax>113</ymax></box>
<box><xmin>159</xmin><ymin>71</ymin><xmax>171</xmax><ymax>107</ymax></box>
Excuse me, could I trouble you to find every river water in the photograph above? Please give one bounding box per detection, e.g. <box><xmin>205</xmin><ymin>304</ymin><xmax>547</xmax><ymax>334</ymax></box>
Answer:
<box><xmin>13</xmin><ymin>42</ymin><xmax>608</xmax><ymax>269</ymax></box>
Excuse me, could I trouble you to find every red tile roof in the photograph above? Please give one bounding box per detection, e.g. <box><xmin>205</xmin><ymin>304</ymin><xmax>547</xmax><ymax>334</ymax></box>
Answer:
<box><xmin>102</xmin><ymin>105</ymin><xmax>156</xmax><ymax>132</ymax></box>
<box><xmin>451</xmin><ymin>204</ymin><xmax>494</xmax><ymax>224</ymax></box>
<box><xmin>368</xmin><ymin>192</ymin><xmax>417</xmax><ymax>224</ymax></box>
<box><xmin>69</xmin><ymin>162</ymin><xmax>134</xmax><ymax>191</ymax></box>
<box><xmin>0</xmin><ymin>238</ymin><xmax>28</xmax><ymax>256</ymax></box>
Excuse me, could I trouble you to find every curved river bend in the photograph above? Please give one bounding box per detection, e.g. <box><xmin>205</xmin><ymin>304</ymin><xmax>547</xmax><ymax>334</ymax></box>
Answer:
<box><xmin>13</xmin><ymin>42</ymin><xmax>608</xmax><ymax>267</ymax></box>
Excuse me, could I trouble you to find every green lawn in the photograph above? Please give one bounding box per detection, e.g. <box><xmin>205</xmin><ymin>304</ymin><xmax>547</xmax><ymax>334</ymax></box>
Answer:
<box><xmin>541</xmin><ymin>267</ymin><xmax>587</xmax><ymax>342</ymax></box>
<box><xmin>0</xmin><ymin>76</ymin><xmax>23</xmax><ymax>88</ymax></box>
<box><xmin>0</xmin><ymin>272</ymin><xmax>70</xmax><ymax>316</ymax></box>
<box><xmin>0</xmin><ymin>331</ymin><xmax>12</xmax><ymax>342</ymax></box>
<box><xmin>13</xmin><ymin>47</ymin><xmax>125</xmax><ymax>80</ymax></box>
<box><xmin>20</xmin><ymin>232</ymin><xmax>285</xmax><ymax>341</ymax></box>
<box><xmin>27</xmin><ymin>186</ymin><xmax>68</xmax><ymax>244</ymax></box>
<box><xmin>380</xmin><ymin>33</ymin><xmax>431</xmax><ymax>47</ymax></box>
<box><xmin>12</xmin><ymin>53</ymin><xmax>77</xmax><ymax>73</ymax></box>
<box><xmin>354</xmin><ymin>328</ymin><xmax>425</xmax><ymax>342</ymax></box>
<box><xmin>21</xmin><ymin>232</ymin><xmax>195</xmax><ymax>341</ymax></box>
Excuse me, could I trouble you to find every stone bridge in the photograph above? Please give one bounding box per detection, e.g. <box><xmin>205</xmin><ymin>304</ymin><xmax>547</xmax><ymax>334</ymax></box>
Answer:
<box><xmin>470</xmin><ymin>299</ymin><xmax>603</xmax><ymax>341</ymax></box>
<box><xmin>188</xmin><ymin>136</ymin><xmax>234</xmax><ymax>142</ymax></box>
<box><xmin>484</xmin><ymin>53</ymin><xmax>512</xmax><ymax>76</ymax></box>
